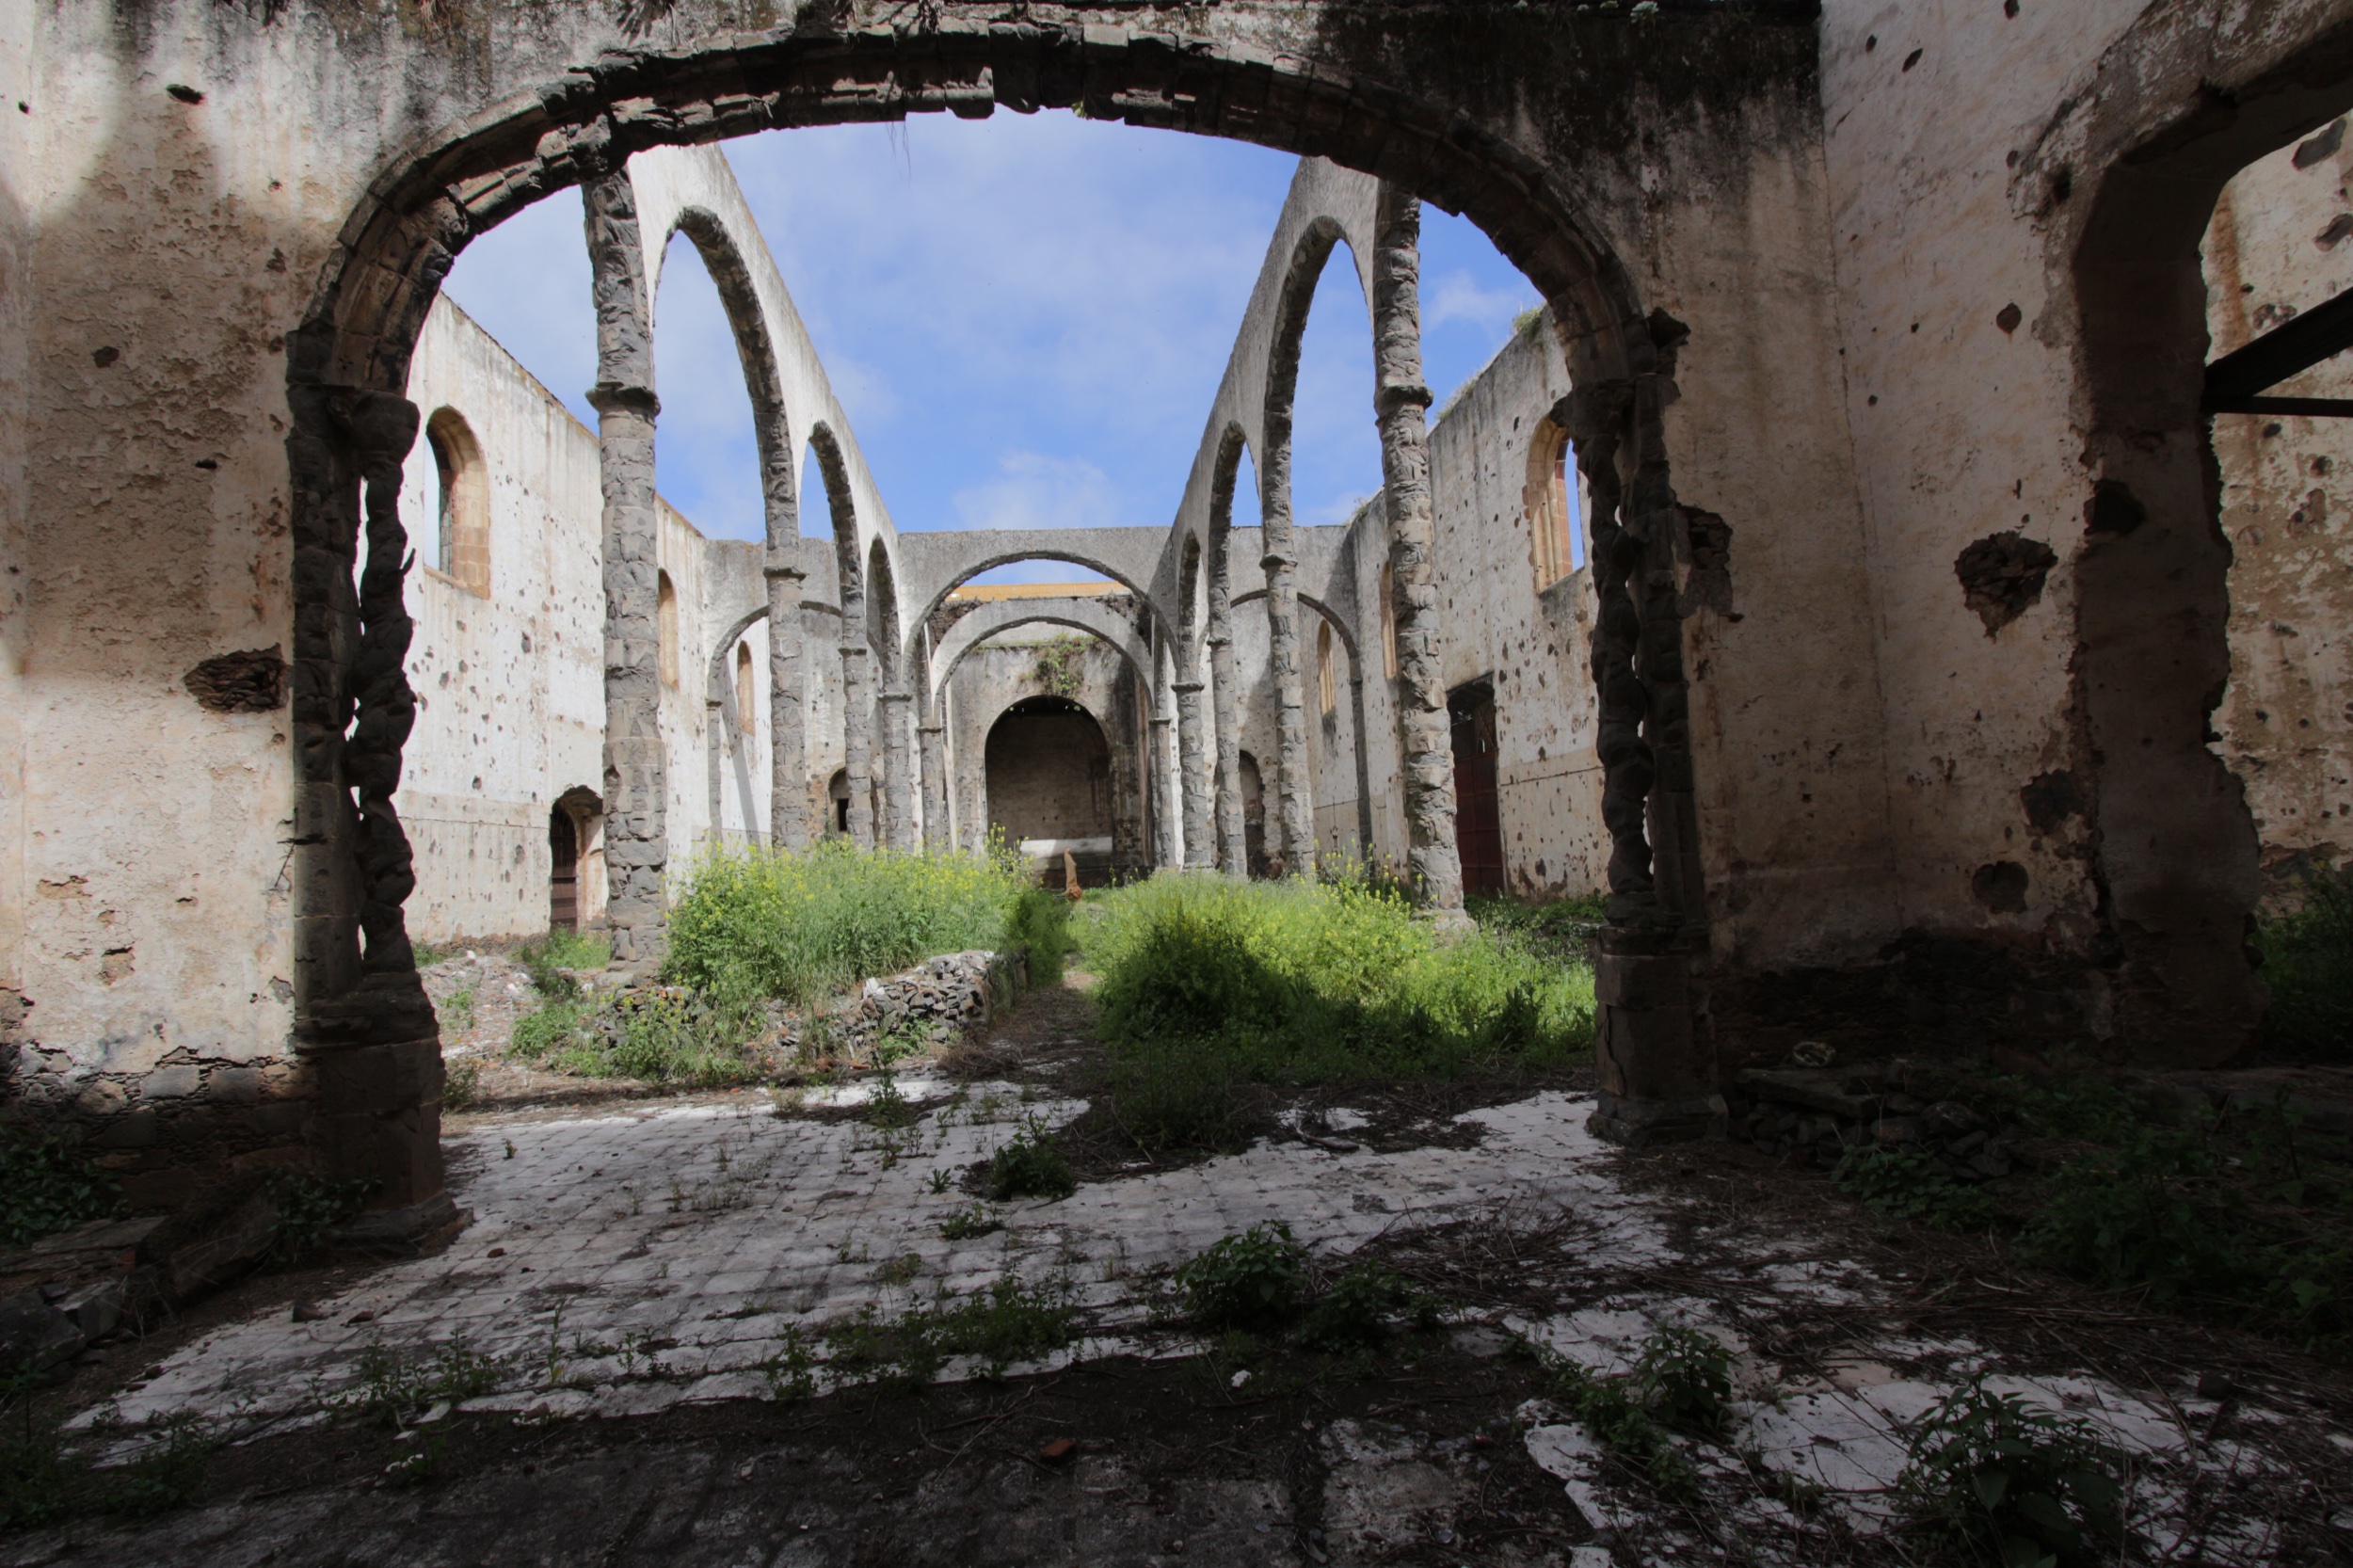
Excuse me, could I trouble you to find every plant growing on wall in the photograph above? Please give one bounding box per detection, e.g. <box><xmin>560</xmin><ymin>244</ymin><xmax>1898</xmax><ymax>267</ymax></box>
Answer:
<box><xmin>1032</xmin><ymin>635</ymin><xmax>1089</xmax><ymax>698</ymax></box>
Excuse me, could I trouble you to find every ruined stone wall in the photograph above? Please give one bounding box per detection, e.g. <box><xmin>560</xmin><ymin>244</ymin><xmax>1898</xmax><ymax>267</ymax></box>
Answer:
<box><xmin>1344</xmin><ymin>315</ymin><xmax>1605</xmax><ymax>899</ymax></box>
<box><xmin>942</xmin><ymin>632</ymin><xmax>1147</xmax><ymax>872</ymax></box>
<box><xmin>395</xmin><ymin>301</ymin><xmax>606</xmax><ymax>944</ymax></box>
<box><xmin>2205</xmin><ymin>130</ymin><xmax>2353</xmax><ymax>896</ymax></box>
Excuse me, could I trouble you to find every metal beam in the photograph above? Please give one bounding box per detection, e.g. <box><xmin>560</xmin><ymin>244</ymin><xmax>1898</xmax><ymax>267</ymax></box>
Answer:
<box><xmin>2205</xmin><ymin>286</ymin><xmax>2353</xmax><ymax>403</ymax></box>
<box><xmin>2208</xmin><ymin>393</ymin><xmax>2353</xmax><ymax>418</ymax></box>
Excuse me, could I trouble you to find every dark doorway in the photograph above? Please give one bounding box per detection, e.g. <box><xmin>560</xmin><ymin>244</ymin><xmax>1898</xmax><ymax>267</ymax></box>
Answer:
<box><xmin>986</xmin><ymin>695</ymin><xmax>1114</xmax><ymax>888</ymax></box>
<box><xmin>828</xmin><ymin>768</ymin><xmax>851</xmax><ymax>837</ymax></box>
<box><xmin>1238</xmin><ymin>750</ymin><xmax>1269</xmax><ymax>878</ymax></box>
<box><xmin>549</xmin><ymin>807</ymin><xmax>579</xmax><ymax>931</ymax></box>
<box><xmin>1449</xmin><ymin>680</ymin><xmax>1505</xmax><ymax>899</ymax></box>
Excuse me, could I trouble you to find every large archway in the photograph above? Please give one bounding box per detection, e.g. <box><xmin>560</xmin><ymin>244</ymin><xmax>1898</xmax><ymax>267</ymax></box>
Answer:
<box><xmin>281</xmin><ymin>13</ymin><xmax>1713</xmax><ymax>1215</ymax></box>
<box><xmin>984</xmin><ymin>696</ymin><xmax>1116</xmax><ymax>889</ymax></box>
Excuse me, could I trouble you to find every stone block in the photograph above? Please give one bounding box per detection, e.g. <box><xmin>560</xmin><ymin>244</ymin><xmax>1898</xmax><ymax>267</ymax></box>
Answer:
<box><xmin>90</xmin><ymin>1109</ymin><xmax>159</xmax><ymax>1149</ymax></box>
<box><xmin>139</xmin><ymin>1064</ymin><xmax>200</xmax><ymax>1100</ymax></box>
<box><xmin>209</xmin><ymin>1067</ymin><xmax>264</xmax><ymax>1103</ymax></box>
<box><xmin>1593</xmin><ymin>952</ymin><xmax>1688</xmax><ymax>1011</ymax></box>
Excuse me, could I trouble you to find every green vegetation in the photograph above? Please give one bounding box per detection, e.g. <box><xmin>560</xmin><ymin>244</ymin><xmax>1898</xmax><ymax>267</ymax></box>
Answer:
<box><xmin>263</xmin><ymin>1170</ymin><xmax>380</xmax><ymax>1264</ymax></box>
<box><xmin>0</xmin><ymin>1386</ymin><xmax>214</xmax><ymax>1532</ymax></box>
<box><xmin>0</xmin><ymin>1125</ymin><xmax>120</xmax><ymax>1248</ymax></box>
<box><xmin>939</xmin><ymin>1203</ymin><xmax>1001</xmax><ymax>1240</ymax></box>
<box><xmin>1897</xmin><ymin>1377</ymin><xmax>2124</xmax><ymax>1568</ymax></box>
<box><xmin>1080</xmin><ymin>876</ymin><xmax>1591</xmax><ymax>1149</ymax></box>
<box><xmin>342</xmin><ymin>1334</ymin><xmax>504</xmax><ymax>1428</ymax></box>
<box><xmin>825</xmin><ymin>1275</ymin><xmax>1078</xmax><ymax>1384</ymax></box>
<box><xmin>1031</xmin><ymin>634</ymin><xmax>1089</xmax><ymax>699</ymax></box>
<box><xmin>1174</xmin><ymin>1223</ymin><xmax>1309</xmax><ymax>1333</ymax></box>
<box><xmin>514</xmin><ymin>928</ymin><xmax>609</xmax><ymax>1003</ymax></box>
<box><xmin>440</xmin><ymin>1058</ymin><xmax>480</xmax><ymax>1111</ymax></box>
<box><xmin>984</xmin><ymin>1119</ymin><xmax>1076</xmax><ymax>1201</ymax></box>
<box><xmin>665</xmin><ymin>840</ymin><xmax>1065</xmax><ymax>1003</ymax></box>
<box><xmin>439</xmin><ymin>984</ymin><xmax>476</xmax><ymax>1032</ymax></box>
<box><xmin>507</xmin><ymin>988</ymin><xmax>766</xmax><ymax>1088</ymax></box>
<box><xmin>1836</xmin><ymin>1144</ymin><xmax>2002</xmax><ymax>1231</ymax></box>
<box><xmin>1541</xmin><ymin>1352</ymin><xmax>1698</xmax><ymax>1502</ymax></box>
<box><xmin>1630</xmin><ymin>1322</ymin><xmax>1733</xmax><ymax>1435</ymax></box>
<box><xmin>2254</xmin><ymin>872</ymin><xmax>2353</xmax><ymax>1063</ymax></box>
<box><xmin>1299</xmin><ymin>1261</ymin><xmax>1438</xmax><ymax>1350</ymax></box>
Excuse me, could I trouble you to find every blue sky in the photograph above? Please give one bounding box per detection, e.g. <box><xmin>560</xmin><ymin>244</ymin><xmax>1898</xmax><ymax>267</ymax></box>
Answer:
<box><xmin>441</xmin><ymin>113</ymin><xmax>1537</xmax><ymax>585</ymax></box>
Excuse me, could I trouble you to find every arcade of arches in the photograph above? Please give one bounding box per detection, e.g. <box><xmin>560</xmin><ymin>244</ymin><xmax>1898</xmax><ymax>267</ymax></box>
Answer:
<box><xmin>8</xmin><ymin>9</ymin><xmax>2353</xmax><ymax>1540</ymax></box>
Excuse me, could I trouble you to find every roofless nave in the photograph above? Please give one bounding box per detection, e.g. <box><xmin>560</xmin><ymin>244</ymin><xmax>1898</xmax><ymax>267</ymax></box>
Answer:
<box><xmin>8</xmin><ymin>0</ymin><xmax>2353</xmax><ymax>1240</ymax></box>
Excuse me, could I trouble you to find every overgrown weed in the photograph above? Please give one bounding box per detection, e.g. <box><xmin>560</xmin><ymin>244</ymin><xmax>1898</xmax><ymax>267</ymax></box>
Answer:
<box><xmin>1897</xmin><ymin>1376</ymin><xmax>2125</xmax><ymax>1568</ymax></box>
<box><xmin>0</xmin><ymin>1380</ymin><xmax>215</xmax><ymax>1532</ymax></box>
<box><xmin>984</xmin><ymin>1118</ymin><xmax>1076</xmax><ymax>1201</ymax></box>
<box><xmin>0</xmin><ymin>1125</ymin><xmax>121</xmax><ymax>1248</ymax></box>
<box><xmin>1836</xmin><ymin>1144</ymin><xmax>2001</xmax><ymax>1231</ymax></box>
<box><xmin>664</xmin><ymin>839</ymin><xmax>1063</xmax><ymax>1004</ymax></box>
<box><xmin>824</xmin><ymin>1275</ymin><xmax>1078</xmax><ymax>1385</ymax></box>
<box><xmin>2253</xmin><ymin>871</ymin><xmax>2353</xmax><ymax>1063</ymax></box>
<box><xmin>1080</xmin><ymin>876</ymin><xmax>1592</xmax><ymax>1152</ymax></box>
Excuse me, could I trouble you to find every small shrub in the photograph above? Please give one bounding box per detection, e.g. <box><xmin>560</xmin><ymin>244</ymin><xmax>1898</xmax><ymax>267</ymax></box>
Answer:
<box><xmin>508</xmin><ymin>998</ymin><xmax>590</xmax><ymax>1060</ymax></box>
<box><xmin>2019</xmin><ymin>1132</ymin><xmax>2238</xmax><ymax>1306</ymax></box>
<box><xmin>825</xmin><ymin>1276</ymin><xmax>1076</xmax><ymax>1384</ymax></box>
<box><xmin>440</xmin><ymin>1058</ymin><xmax>480</xmax><ymax>1111</ymax></box>
<box><xmin>439</xmin><ymin>985</ymin><xmax>477</xmax><ymax>1032</ymax></box>
<box><xmin>985</xmin><ymin>1120</ymin><xmax>1076</xmax><ymax>1201</ymax></box>
<box><xmin>1084</xmin><ymin>876</ymin><xmax>1593</xmax><ymax>1090</ymax></box>
<box><xmin>1632</xmin><ymin>1323</ymin><xmax>1732</xmax><ymax>1434</ymax></box>
<box><xmin>940</xmin><ymin>1203</ymin><xmax>1001</xmax><ymax>1240</ymax></box>
<box><xmin>2254</xmin><ymin>872</ymin><xmax>2353</xmax><ymax>1063</ymax></box>
<box><xmin>411</xmin><ymin>941</ymin><xmax>450</xmax><ymax>968</ymax></box>
<box><xmin>1105</xmin><ymin>1037</ymin><xmax>1242</xmax><ymax>1154</ymax></box>
<box><xmin>1837</xmin><ymin>1144</ymin><xmax>2002</xmax><ymax>1231</ymax></box>
<box><xmin>343</xmin><ymin>1334</ymin><xmax>504</xmax><ymax>1428</ymax></box>
<box><xmin>1006</xmin><ymin>886</ymin><xmax>1075</xmax><ymax>986</ymax></box>
<box><xmin>0</xmin><ymin>1126</ymin><xmax>121</xmax><ymax>1248</ymax></box>
<box><xmin>1543</xmin><ymin>1357</ymin><xmax>1696</xmax><ymax>1503</ymax></box>
<box><xmin>665</xmin><ymin>840</ymin><xmax>1037</xmax><ymax>1004</ymax></box>
<box><xmin>560</xmin><ymin>989</ymin><xmax>765</xmax><ymax>1086</ymax></box>
<box><xmin>1175</xmin><ymin>1223</ymin><xmax>1308</xmax><ymax>1332</ymax></box>
<box><xmin>1897</xmin><ymin>1377</ymin><xmax>2125</xmax><ymax>1568</ymax></box>
<box><xmin>264</xmin><ymin>1170</ymin><xmax>378</xmax><ymax>1264</ymax></box>
<box><xmin>1299</xmin><ymin>1261</ymin><xmax>1434</xmax><ymax>1350</ymax></box>
<box><xmin>0</xmin><ymin>1403</ymin><xmax>215</xmax><ymax>1531</ymax></box>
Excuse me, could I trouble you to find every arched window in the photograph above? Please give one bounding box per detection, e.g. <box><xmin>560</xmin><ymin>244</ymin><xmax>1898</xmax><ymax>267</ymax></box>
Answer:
<box><xmin>1317</xmin><ymin>620</ymin><xmax>1337</xmax><ymax>713</ymax></box>
<box><xmin>1379</xmin><ymin>562</ymin><xmax>1398</xmax><ymax>679</ymax></box>
<box><xmin>734</xmin><ymin>641</ymin><xmax>756</xmax><ymax>733</ymax></box>
<box><xmin>1526</xmin><ymin>416</ymin><xmax>1583</xmax><ymax>590</ymax></box>
<box><xmin>657</xmin><ymin>571</ymin><xmax>680</xmax><ymax>688</ymax></box>
<box><xmin>425</xmin><ymin>407</ymin><xmax>489</xmax><ymax>598</ymax></box>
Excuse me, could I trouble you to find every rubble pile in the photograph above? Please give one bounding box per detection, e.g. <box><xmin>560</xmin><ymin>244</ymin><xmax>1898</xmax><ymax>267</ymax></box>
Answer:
<box><xmin>824</xmin><ymin>949</ymin><xmax>1028</xmax><ymax>1064</ymax></box>
<box><xmin>1725</xmin><ymin>1056</ymin><xmax>2015</xmax><ymax>1177</ymax></box>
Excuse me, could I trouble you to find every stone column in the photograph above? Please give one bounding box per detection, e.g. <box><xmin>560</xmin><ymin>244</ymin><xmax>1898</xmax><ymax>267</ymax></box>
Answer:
<box><xmin>584</xmin><ymin>169</ymin><xmax>667</xmax><ymax>968</ymax></box>
<box><xmin>880</xmin><ymin>688</ymin><xmax>914</xmax><ymax>850</ymax></box>
<box><xmin>1252</xmin><ymin>539</ymin><xmax>1315</xmax><ymax>876</ymax></box>
<box><xmin>1175</xmin><ymin>679</ymin><xmax>1211</xmax><ymax>868</ymax></box>
<box><xmin>839</xmin><ymin>639</ymin><xmax>873</xmax><ymax>849</ymax></box>
<box><xmin>1149</xmin><ymin>710</ymin><xmax>1178</xmax><ymax>868</ymax></box>
<box><xmin>920</xmin><ymin>717</ymin><xmax>949</xmax><ymax>852</ymax></box>
<box><xmin>1370</xmin><ymin>183</ymin><xmax>1467</xmax><ymax>921</ymax></box>
<box><xmin>766</xmin><ymin>560</ymin><xmax>808</xmax><ymax>848</ymax></box>
<box><xmin>1206</xmin><ymin>536</ymin><xmax>1248</xmax><ymax>873</ymax></box>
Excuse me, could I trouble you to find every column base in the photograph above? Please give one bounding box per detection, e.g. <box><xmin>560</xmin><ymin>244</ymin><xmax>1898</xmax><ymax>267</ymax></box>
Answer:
<box><xmin>1588</xmin><ymin>1090</ymin><xmax>1727</xmax><ymax>1147</ymax></box>
<box><xmin>1423</xmin><ymin>906</ymin><xmax>1478</xmax><ymax>941</ymax></box>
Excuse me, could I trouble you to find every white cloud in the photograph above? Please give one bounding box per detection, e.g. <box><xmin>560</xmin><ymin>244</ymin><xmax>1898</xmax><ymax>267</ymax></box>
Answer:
<box><xmin>952</xmin><ymin>451</ymin><xmax>1123</xmax><ymax>532</ymax></box>
<box><xmin>1426</xmin><ymin>269</ymin><xmax>1529</xmax><ymax>332</ymax></box>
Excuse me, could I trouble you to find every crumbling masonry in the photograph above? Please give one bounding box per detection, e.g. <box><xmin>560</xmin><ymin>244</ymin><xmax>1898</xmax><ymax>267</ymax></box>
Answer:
<box><xmin>7</xmin><ymin>1</ymin><xmax>2353</xmax><ymax>1228</ymax></box>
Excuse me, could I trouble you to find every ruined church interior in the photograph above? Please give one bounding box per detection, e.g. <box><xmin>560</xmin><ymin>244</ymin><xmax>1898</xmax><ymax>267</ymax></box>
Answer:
<box><xmin>7</xmin><ymin>1</ymin><xmax>2353</xmax><ymax>1561</ymax></box>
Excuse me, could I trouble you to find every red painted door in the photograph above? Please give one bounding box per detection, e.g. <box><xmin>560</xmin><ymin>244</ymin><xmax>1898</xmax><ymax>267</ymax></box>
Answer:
<box><xmin>1449</xmin><ymin>682</ymin><xmax>1506</xmax><ymax>899</ymax></box>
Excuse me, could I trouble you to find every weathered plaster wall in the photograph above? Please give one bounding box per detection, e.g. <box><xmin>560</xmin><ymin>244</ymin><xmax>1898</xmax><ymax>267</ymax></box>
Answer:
<box><xmin>2205</xmin><ymin>129</ymin><xmax>2353</xmax><ymax>894</ymax></box>
<box><xmin>1359</xmin><ymin>316</ymin><xmax>1606</xmax><ymax>899</ymax></box>
<box><xmin>942</xmin><ymin>625</ymin><xmax>1149</xmax><ymax>874</ymax></box>
<box><xmin>395</xmin><ymin>301</ymin><xmax>605</xmax><ymax>944</ymax></box>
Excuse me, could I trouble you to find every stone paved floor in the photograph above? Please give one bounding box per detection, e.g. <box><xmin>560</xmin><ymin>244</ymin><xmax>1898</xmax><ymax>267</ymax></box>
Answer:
<box><xmin>28</xmin><ymin>1079</ymin><xmax>2352</xmax><ymax>1564</ymax></box>
<box><xmin>90</xmin><ymin>1086</ymin><xmax>1667</xmax><ymax>1436</ymax></box>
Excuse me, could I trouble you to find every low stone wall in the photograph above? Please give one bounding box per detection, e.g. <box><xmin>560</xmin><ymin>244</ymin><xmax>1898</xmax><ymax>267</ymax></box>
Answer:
<box><xmin>824</xmin><ymin>949</ymin><xmax>1030</xmax><ymax>1064</ymax></box>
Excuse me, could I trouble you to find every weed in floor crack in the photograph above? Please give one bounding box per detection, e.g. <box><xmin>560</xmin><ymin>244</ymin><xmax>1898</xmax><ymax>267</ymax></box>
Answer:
<box><xmin>1897</xmin><ymin>1375</ymin><xmax>2125</xmax><ymax>1568</ymax></box>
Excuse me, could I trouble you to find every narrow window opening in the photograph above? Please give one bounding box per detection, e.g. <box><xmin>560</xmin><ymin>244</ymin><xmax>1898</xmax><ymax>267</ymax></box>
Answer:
<box><xmin>658</xmin><ymin>571</ymin><xmax>680</xmax><ymax>687</ymax></box>
<box><xmin>1379</xmin><ymin>562</ymin><xmax>1398</xmax><ymax>679</ymax></box>
<box><xmin>734</xmin><ymin>641</ymin><xmax>756</xmax><ymax>733</ymax></box>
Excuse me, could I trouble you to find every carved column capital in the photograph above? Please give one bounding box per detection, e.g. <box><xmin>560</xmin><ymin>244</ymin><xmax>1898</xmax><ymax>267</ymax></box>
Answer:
<box><xmin>585</xmin><ymin>383</ymin><xmax>661</xmax><ymax>419</ymax></box>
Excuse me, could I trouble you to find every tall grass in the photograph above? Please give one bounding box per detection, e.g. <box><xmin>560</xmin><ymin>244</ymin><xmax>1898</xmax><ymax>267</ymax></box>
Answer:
<box><xmin>1082</xmin><ymin>874</ymin><xmax>1593</xmax><ymax>1085</ymax></box>
<box><xmin>2255</xmin><ymin>872</ymin><xmax>2353</xmax><ymax>1063</ymax></box>
<box><xmin>664</xmin><ymin>840</ymin><xmax>1068</xmax><ymax>1003</ymax></box>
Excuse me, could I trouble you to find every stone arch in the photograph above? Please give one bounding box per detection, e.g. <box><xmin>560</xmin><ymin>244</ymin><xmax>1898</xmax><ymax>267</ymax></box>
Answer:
<box><xmin>931</xmin><ymin>602</ymin><xmax>1155</xmax><ymax>698</ymax></box>
<box><xmin>893</xmin><ymin>529</ymin><xmax>1176</xmax><ymax>670</ymax></box>
<box><xmin>2063</xmin><ymin>6</ymin><xmax>2353</xmax><ymax>1063</ymax></box>
<box><xmin>280</xmin><ymin>15</ymin><xmax>1682</xmax><ymax>1211</ymax></box>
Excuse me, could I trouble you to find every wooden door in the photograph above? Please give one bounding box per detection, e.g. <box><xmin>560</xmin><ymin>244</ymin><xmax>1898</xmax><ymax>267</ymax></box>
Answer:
<box><xmin>1449</xmin><ymin>682</ymin><xmax>1505</xmax><ymax>898</ymax></box>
